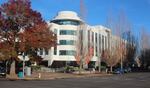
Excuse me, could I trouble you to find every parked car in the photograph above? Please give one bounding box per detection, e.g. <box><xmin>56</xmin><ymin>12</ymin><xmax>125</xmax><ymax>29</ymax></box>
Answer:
<box><xmin>0</xmin><ymin>66</ymin><xmax>6</xmax><ymax>78</ymax></box>
<box><xmin>124</xmin><ymin>67</ymin><xmax>132</xmax><ymax>73</ymax></box>
<box><xmin>114</xmin><ymin>68</ymin><xmax>125</xmax><ymax>74</ymax></box>
<box><xmin>114</xmin><ymin>67</ymin><xmax>131</xmax><ymax>74</ymax></box>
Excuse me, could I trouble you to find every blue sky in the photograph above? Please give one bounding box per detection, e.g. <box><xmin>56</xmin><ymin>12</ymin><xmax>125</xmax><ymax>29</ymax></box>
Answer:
<box><xmin>0</xmin><ymin>0</ymin><xmax>150</xmax><ymax>35</ymax></box>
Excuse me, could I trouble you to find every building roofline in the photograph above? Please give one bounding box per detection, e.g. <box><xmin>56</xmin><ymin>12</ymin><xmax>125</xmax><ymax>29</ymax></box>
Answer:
<box><xmin>51</xmin><ymin>11</ymin><xmax>83</xmax><ymax>23</ymax></box>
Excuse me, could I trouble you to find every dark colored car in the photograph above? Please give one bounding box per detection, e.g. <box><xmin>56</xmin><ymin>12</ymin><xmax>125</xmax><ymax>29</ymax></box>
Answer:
<box><xmin>114</xmin><ymin>67</ymin><xmax>131</xmax><ymax>74</ymax></box>
<box><xmin>113</xmin><ymin>68</ymin><xmax>126</xmax><ymax>74</ymax></box>
<box><xmin>0</xmin><ymin>66</ymin><xmax>6</xmax><ymax>78</ymax></box>
<box><xmin>124</xmin><ymin>67</ymin><xmax>132</xmax><ymax>73</ymax></box>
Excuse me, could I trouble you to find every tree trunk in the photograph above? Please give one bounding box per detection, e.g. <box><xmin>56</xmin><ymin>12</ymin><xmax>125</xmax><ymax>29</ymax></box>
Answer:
<box><xmin>79</xmin><ymin>58</ymin><xmax>83</xmax><ymax>74</ymax></box>
<box><xmin>98</xmin><ymin>57</ymin><xmax>101</xmax><ymax>72</ymax></box>
<box><xmin>79</xmin><ymin>61</ymin><xmax>82</xmax><ymax>74</ymax></box>
<box><xmin>8</xmin><ymin>61</ymin><xmax>18</xmax><ymax>79</ymax></box>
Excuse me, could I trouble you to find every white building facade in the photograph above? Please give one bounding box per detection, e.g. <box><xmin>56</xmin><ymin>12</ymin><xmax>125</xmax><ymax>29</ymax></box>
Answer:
<box><xmin>40</xmin><ymin>11</ymin><xmax>111</xmax><ymax>67</ymax></box>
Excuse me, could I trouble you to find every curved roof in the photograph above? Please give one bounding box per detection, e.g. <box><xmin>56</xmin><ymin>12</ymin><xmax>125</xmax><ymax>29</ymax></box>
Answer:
<box><xmin>52</xmin><ymin>11</ymin><xmax>83</xmax><ymax>22</ymax></box>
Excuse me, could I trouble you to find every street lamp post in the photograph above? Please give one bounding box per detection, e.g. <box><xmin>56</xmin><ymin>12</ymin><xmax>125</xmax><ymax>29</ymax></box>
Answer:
<box><xmin>22</xmin><ymin>53</ymin><xmax>25</xmax><ymax>78</ymax></box>
<box><xmin>98</xmin><ymin>30</ymin><xmax>101</xmax><ymax>73</ymax></box>
<box><xmin>120</xmin><ymin>53</ymin><xmax>123</xmax><ymax>73</ymax></box>
<box><xmin>98</xmin><ymin>54</ymin><xmax>101</xmax><ymax>72</ymax></box>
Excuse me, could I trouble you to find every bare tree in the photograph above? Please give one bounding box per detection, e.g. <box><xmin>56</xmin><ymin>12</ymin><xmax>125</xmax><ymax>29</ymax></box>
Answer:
<box><xmin>102</xmin><ymin>34</ymin><xmax>126</xmax><ymax>73</ymax></box>
<box><xmin>114</xmin><ymin>10</ymin><xmax>131</xmax><ymax>71</ymax></box>
<box><xmin>74</xmin><ymin>0</ymin><xmax>90</xmax><ymax>74</ymax></box>
<box><xmin>75</xmin><ymin>24</ymin><xmax>83</xmax><ymax>73</ymax></box>
<box><xmin>139</xmin><ymin>27</ymin><xmax>150</xmax><ymax>69</ymax></box>
<box><xmin>79</xmin><ymin>0</ymin><xmax>86</xmax><ymax>21</ymax></box>
<box><xmin>141</xmin><ymin>27</ymin><xmax>150</xmax><ymax>50</ymax></box>
<box><xmin>102</xmin><ymin>47</ymin><xmax>120</xmax><ymax>72</ymax></box>
<box><xmin>123</xmin><ymin>31</ymin><xmax>137</xmax><ymax>67</ymax></box>
<box><xmin>75</xmin><ymin>24</ymin><xmax>94</xmax><ymax>73</ymax></box>
<box><xmin>105</xmin><ymin>10</ymin><xmax>129</xmax><ymax>71</ymax></box>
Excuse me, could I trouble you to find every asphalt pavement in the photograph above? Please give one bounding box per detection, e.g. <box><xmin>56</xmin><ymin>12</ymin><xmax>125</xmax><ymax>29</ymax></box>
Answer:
<box><xmin>0</xmin><ymin>72</ymin><xmax>150</xmax><ymax>88</ymax></box>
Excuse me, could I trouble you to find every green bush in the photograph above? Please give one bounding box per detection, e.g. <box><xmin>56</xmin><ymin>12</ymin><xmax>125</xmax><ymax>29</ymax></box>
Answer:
<box><xmin>64</xmin><ymin>66</ymin><xmax>79</xmax><ymax>73</ymax></box>
<box><xmin>31</xmin><ymin>65</ymin><xmax>41</xmax><ymax>71</ymax></box>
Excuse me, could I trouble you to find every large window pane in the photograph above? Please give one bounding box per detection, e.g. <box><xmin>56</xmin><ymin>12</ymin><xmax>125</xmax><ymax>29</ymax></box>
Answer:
<box><xmin>102</xmin><ymin>35</ymin><xmax>104</xmax><ymax>50</ymax></box>
<box><xmin>59</xmin><ymin>50</ymin><xmax>76</xmax><ymax>56</ymax></box>
<box><xmin>92</xmin><ymin>32</ymin><xmax>94</xmax><ymax>42</ymax></box>
<box><xmin>59</xmin><ymin>40</ymin><xmax>75</xmax><ymax>45</ymax></box>
<box><xmin>60</xmin><ymin>30</ymin><xmax>76</xmax><ymax>35</ymax></box>
<box><xmin>52</xmin><ymin>20</ymin><xmax>80</xmax><ymax>26</ymax></box>
<box><xmin>105</xmin><ymin>36</ymin><xmax>107</xmax><ymax>49</ymax></box>
<box><xmin>95</xmin><ymin>33</ymin><xmax>97</xmax><ymax>44</ymax></box>
<box><xmin>39</xmin><ymin>48</ymin><xmax>43</xmax><ymax>55</ymax></box>
<box><xmin>54</xmin><ymin>47</ymin><xmax>57</xmax><ymax>55</ymax></box>
<box><xmin>45</xmin><ymin>49</ymin><xmax>49</xmax><ymax>55</ymax></box>
<box><xmin>99</xmin><ymin>34</ymin><xmax>101</xmax><ymax>53</ymax></box>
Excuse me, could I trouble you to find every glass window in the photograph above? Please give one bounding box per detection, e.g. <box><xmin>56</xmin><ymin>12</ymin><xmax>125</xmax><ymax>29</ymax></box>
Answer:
<box><xmin>54</xmin><ymin>29</ymin><xmax>57</xmax><ymax>34</ymax></box>
<box><xmin>99</xmin><ymin>34</ymin><xmax>101</xmax><ymax>53</ymax></box>
<box><xmin>95</xmin><ymin>33</ymin><xmax>97</xmax><ymax>44</ymax></box>
<box><xmin>88</xmin><ymin>30</ymin><xmax>90</xmax><ymax>41</ymax></box>
<box><xmin>105</xmin><ymin>36</ymin><xmax>107</xmax><ymax>49</ymax></box>
<box><xmin>59</xmin><ymin>40</ymin><xmax>75</xmax><ymax>45</ymax></box>
<box><xmin>59</xmin><ymin>50</ymin><xmax>76</xmax><ymax>56</ymax></box>
<box><xmin>102</xmin><ymin>35</ymin><xmax>104</xmax><ymax>50</ymax></box>
<box><xmin>39</xmin><ymin>48</ymin><xmax>43</xmax><ymax>55</ymax></box>
<box><xmin>52</xmin><ymin>20</ymin><xmax>80</xmax><ymax>26</ymax></box>
<box><xmin>45</xmin><ymin>49</ymin><xmax>49</xmax><ymax>55</ymax></box>
<box><xmin>88</xmin><ymin>30</ymin><xmax>90</xmax><ymax>48</ymax></box>
<box><xmin>60</xmin><ymin>30</ymin><xmax>76</xmax><ymax>35</ymax></box>
<box><xmin>54</xmin><ymin>47</ymin><xmax>57</xmax><ymax>55</ymax></box>
<box><xmin>96</xmin><ymin>46</ymin><xmax>98</xmax><ymax>56</ymax></box>
<box><xmin>92</xmin><ymin>32</ymin><xmax>94</xmax><ymax>42</ymax></box>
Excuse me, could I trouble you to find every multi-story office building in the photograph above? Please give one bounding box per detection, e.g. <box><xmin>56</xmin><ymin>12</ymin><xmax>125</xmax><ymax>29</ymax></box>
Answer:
<box><xmin>39</xmin><ymin>11</ymin><xmax>111</xmax><ymax>68</ymax></box>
